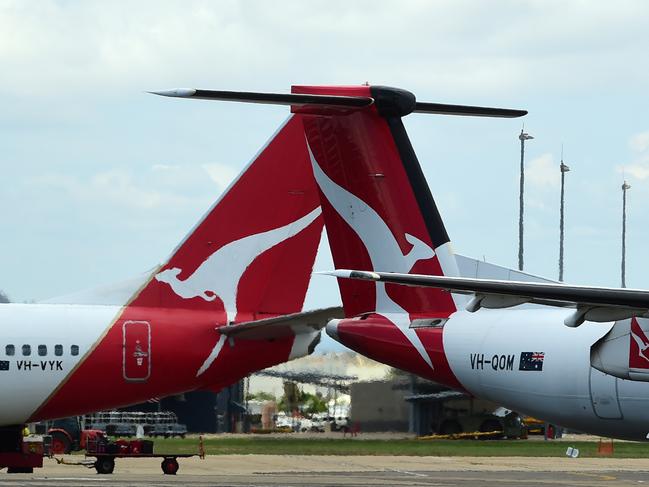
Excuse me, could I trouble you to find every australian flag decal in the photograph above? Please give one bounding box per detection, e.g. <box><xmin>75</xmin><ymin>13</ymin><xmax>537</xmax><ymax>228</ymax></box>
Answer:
<box><xmin>519</xmin><ymin>352</ymin><xmax>545</xmax><ymax>371</ymax></box>
<box><xmin>0</xmin><ymin>360</ymin><xmax>9</xmax><ymax>371</ymax></box>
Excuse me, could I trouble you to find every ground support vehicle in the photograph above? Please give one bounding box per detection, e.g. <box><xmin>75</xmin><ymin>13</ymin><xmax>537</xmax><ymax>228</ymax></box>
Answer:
<box><xmin>437</xmin><ymin>411</ymin><xmax>526</xmax><ymax>439</ymax></box>
<box><xmin>0</xmin><ymin>427</ymin><xmax>50</xmax><ymax>473</ymax></box>
<box><xmin>82</xmin><ymin>435</ymin><xmax>204</xmax><ymax>474</ymax></box>
<box><xmin>419</xmin><ymin>429</ymin><xmax>509</xmax><ymax>440</ymax></box>
<box><xmin>44</xmin><ymin>417</ymin><xmax>104</xmax><ymax>454</ymax></box>
<box><xmin>522</xmin><ymin>416</ymin><xmax>546</xmax><ymax>435</ymax></box>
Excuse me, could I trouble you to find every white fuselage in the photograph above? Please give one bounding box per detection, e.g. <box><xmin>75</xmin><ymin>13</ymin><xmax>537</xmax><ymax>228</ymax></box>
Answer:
<box><xmin>0</xmin><ymin>301</ymin><xmax>309</xmax><ymax>428</ymax></box>
<box><xmin>0</xmin><ymin>304</ymin><xmax>119</xmax><ymax>425</ymax></box>
<box><xmin>444</xmin><ymin>307</ymin><xmax>649</xmax><ymax>441</ymax></box>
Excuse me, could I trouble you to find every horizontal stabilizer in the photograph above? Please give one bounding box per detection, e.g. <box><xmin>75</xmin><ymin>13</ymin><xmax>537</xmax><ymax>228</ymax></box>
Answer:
<box><xmin>414</xmin><ymin>102</ymin><xmax>527</xmax><ymax>118</ymax></box>
<box><xmin>150</xmin><ymin>87</ymin><xmax>526</xmax><ymax>118</ymax></box>
<box><xmin>219</xmin><ymin>306</ymin><xmax>344</xmax><ymax>340</ymax></box>
<box><xmin>149</xmin><ymin>89</ymin><xmax>373</xmax><ymax>109</ymax></box>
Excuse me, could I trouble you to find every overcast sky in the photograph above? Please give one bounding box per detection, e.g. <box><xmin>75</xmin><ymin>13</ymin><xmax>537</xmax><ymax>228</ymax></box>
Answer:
<box><xmin>2</xmin><ymin>0</ymin><xmax>649</xmax><ymax>319</ymax></box>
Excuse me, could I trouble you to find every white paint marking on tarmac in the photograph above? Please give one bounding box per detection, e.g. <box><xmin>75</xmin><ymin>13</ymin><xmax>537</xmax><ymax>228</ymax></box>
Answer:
<box><xmin>32</xmin><ymin>478</ymin><xmax>107</xmax><ymax>481</ymax></box>
<box><xmin>385</xmin><ymin>467</ymin><xmax>429</xmax><ymax>477</ymax></box>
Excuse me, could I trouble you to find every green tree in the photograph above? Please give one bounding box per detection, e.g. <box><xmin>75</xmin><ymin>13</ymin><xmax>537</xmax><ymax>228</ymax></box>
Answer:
<box><xmin>246</xmin><ymin>391</ymin><xmax>276</xmax><ymax>402</ymax></box>
<box><xmin>278</xmin><ymin>381</ymin><xmax>300</xmax><ymax>413</ymax></box>
<box><xmin>301</xmin><ymin>391</ymin><xmax>327</xmax><ymax>415</ymax></box>
<box><xmin>278</xmin><ymin>384</ymin><xmax>328</xmax><ymax>416</ymax></box>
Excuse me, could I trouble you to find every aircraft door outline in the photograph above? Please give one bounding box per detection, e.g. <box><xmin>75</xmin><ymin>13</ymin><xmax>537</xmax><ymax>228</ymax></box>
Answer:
<box><xmin>122</xmin><ymin>320</ymin><xmax>151</xmax><ymax>382</ymax></box>
<box><xmin>589</xmin><ymin>367</ymin><xmax>623</xmax><ymax>420</ymax></box>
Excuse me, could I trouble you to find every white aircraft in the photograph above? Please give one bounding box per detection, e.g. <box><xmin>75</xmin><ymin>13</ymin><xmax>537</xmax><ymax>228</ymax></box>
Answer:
<box><xmin>303</xmin><ymin>84</ymin><xmax>649</xmax><ymax>441</ymax></box>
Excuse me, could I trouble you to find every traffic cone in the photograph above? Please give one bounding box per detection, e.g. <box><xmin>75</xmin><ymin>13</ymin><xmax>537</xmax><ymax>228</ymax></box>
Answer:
<box><xmin>597</xmin><ymin>438</ymin><xmax>614</xmax><ymax>456</ymax></box>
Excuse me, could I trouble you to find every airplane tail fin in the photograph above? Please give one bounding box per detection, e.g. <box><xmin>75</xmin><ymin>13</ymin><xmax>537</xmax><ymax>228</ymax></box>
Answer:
<box><xmin>130</xmin><ymin>116</ymin><xmax>323</xmax><ymax>323</ymax></box>
<box><xmin>296</xmin><ymin>85</ymin><xmax>461</xmax><ymax>318</ymax></box>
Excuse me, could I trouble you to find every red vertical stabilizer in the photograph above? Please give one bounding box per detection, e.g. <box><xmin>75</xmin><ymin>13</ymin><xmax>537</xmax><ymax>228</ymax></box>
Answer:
<box><xmin>295</xmin><ymin>85</ymin><xmax>459</xmax><ymax>319</ymax></box>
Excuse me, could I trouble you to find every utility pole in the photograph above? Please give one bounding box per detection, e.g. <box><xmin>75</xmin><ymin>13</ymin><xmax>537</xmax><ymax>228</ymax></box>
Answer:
<box><xmin>559</xmin><ymin>152</ymin><xmax>570</xmax><ymax>282</ymax></box>
<box><xmin>621</xmin><ymin>180</ymin><xmax>631</xmax><ymax>288</ymax></box>
<box><xmin>518</xmin><ymin>129</ymin><xmax>534</xmax><ymax>271</ymax></box>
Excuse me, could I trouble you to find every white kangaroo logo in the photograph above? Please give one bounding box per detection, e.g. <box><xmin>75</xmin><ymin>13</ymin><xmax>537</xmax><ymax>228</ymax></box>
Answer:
<box><xmin>632</xmin><ymin>331</ymin><xmax>649</xmax><ymax>363</ymax></box>
<box><xmin>308</xmin><ymin>144</ymin><xmax>436</xmax><ymax>369</ymax></box>
<box><xmin>155</xmin><ymin>207</ymin><xmax>321</xmax><ymax>376</ymax></box>
<box><xmin>631</xmin><ymin>320</ymin><xmax>649</xmax><ymax>365</ymax></box>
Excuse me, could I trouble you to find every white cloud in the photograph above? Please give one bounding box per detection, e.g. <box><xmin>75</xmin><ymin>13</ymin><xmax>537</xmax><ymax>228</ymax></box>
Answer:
<box><xmin>617</xmin><ymin>129</ymin><xmax>649</xmax><ymax>180</ymax></box>
<box><xmin>622</xmin><ymin>164</ymin><xmax>649</xmax><ymax>180</ymax></box>
<box><xmin>2</xmin><ymin>1</ymin><xmax>649</xmax><ymax>97</ymax></box>
<box><xmin>33</xmin><ymin>166</ymin><xmax>214</xmax><ymax>211</ymax></box>
<box><xmin>202</xmin><ymin>163</ymin><xmax>238</xmax><ymax>190</ymax></box>
<box><xmin>630</xmin><ymin>130</ymin><xmax>649</xmax><ymax>153</ymax></box>
<box><xmin>526</xmin><ymin>153</ymin><xmax>559</xmax><ymax>189</ymax></box>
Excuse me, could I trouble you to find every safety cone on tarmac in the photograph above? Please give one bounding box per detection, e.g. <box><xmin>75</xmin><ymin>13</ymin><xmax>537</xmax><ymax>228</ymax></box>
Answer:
<box><xmin>597</xmin><ymin>438</ymin><xmax>614</xmax><ymax>456</ymax></box>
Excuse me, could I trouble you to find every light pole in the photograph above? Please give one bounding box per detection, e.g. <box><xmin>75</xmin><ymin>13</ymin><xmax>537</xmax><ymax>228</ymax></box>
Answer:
<box><xmin>558</xmin><ymin>159</ymin><xmax>570</xmax><ymax>281</ymax></box>
<box><xmin>518</xmin><ymin>130</ymin><xmax>534</xmax><ymax>271</ymax></box>
<box><xmin>621</xmin><ymin>180</ymin><xmax>631</xmax><ymax>288</ymax></box>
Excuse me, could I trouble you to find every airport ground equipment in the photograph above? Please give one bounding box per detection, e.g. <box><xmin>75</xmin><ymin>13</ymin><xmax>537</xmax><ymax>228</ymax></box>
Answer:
<box><xmin>418</xmin><ymin>429</ymin><xmax>505</xmax><ymax>440</ymax></box>
<box><xmin>437</xmin><ymin>410</ymin><xmax>526</xmax><ymax>439</ymax></box>
<box><xmin>73</xmin><ymin>434</ymin><xmax>205</xmax><ymax>474</ymax></box>
<box><xmin>0</xmin><ymin>426</ymin><xmax>50</xmax><ymax>473</ymax></box>
<box><xmin>44</xmin><ymin>417</ymin><xmax>104</xmax><ymax>454</ymax></box>
<box><xmin>522</xmin><ymin>416</ymin><xmax>545</xmax><ymax>435</ymax></box>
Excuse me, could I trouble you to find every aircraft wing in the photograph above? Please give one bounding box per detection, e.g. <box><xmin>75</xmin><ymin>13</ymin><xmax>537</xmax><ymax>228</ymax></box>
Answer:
<box><xmin>325</xmin><ymin>270</ymin><xmax>649</xmax><ymax>327</ymax></box>
<box><xmin>219</xmin><ymin>306</ymin><xmax>344</xmax><ymax>340</ymax></box>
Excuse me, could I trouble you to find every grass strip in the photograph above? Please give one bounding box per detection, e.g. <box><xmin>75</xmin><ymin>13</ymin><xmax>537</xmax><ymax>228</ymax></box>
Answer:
<box><xmin>147</xmin><ymin>437</ymin><xmax>649</xmax><ymax>458</ymax></box>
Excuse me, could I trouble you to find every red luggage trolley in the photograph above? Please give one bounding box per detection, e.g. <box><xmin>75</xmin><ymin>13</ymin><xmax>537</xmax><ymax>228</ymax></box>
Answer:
<box><xmin>85</xmin><ymin>434</ymin><xmax>204</xmax><ymax>474</ymax></box>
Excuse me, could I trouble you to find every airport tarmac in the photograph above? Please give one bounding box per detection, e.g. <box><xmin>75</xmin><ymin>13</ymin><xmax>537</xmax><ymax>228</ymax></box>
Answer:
<box><xmin>2</xmin><ymin>455</ymin><xmax>649</xmax><ymax>486</ymax></box>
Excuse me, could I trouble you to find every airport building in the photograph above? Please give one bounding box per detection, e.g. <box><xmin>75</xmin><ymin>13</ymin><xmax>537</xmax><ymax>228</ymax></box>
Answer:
<box><xmin>350</xmin><ymin>375</ymin><xmax>500</xmax><ymax>436</ymax></box>
<box><xmin>116</xmin><ymin>352</ymin><xmax>502</xmax><ymax>436</ymax></box>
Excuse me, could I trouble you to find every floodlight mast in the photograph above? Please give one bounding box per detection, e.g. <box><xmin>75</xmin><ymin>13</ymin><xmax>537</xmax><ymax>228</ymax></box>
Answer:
<box><xmin>559</xmin><ymin>154</ymin><xmax>570</xmax><ymax>282</ymax></box>
<box><xmin>621</xmin><ymin>180</ymin><xmax>631</xmax><ymax>288</ymax></box>
<box><xmin>518</xmin><ymin>129</ymin><xmax>534</xmax><ymax>271</ymax></box>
